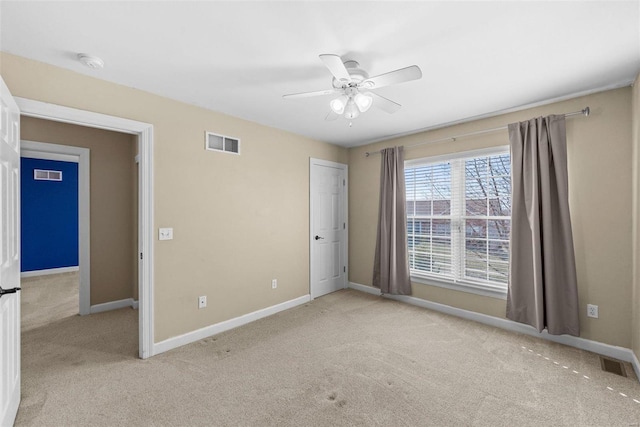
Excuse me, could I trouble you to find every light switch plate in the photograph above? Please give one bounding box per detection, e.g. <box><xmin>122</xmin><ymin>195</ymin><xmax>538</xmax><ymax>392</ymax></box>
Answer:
<box><xmin>159</xmin><ymin>227</ymin><xmax>173</xmax><ymax>240</ymax></box>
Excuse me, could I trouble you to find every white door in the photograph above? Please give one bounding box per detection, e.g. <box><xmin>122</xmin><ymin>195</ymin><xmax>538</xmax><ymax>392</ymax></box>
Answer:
<box><xmin>310</xmin><ymin>159</ymin><xmax>347</xmax><ymax>299</ymax></box>
<box><xmin>0</xmin><ymin>77</ymin><xmax>21</xmax><ymax>426</ymax></box>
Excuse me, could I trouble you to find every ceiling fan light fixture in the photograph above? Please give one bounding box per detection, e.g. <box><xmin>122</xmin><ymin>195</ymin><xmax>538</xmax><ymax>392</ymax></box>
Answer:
<box><xmin>344</xmin><ymin>99</ymin><xmax>360</xmax><ymax>120</ymax></box>
<box><xmin>284</xmin><ymin>53</ymin><xmax>421</xmax><ymax>123</ymax></box>
<box><xmin>329</xmin><ymin>95</ymin><xmax>348</xmax><ymax>114</ymax></box>
<box><xmin>354</xmin><ymin>93</ymin><xmax>373</xmax><ymax>112</ymax></box>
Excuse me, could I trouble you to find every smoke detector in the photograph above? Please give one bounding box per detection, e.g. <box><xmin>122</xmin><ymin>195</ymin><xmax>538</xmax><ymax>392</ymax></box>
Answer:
<box><xmin>77</xmin><ymin>53</ymin><xmax>104</xmax><ymax>70</ymax></box>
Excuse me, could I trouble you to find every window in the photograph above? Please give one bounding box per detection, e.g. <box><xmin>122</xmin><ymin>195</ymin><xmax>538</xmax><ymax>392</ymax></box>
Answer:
<box><xmin>405</xmin><ymin>147</ymin><xmax>511</xmax><ymax>295</ymax></box>
<box><xmin>205</xmin><ymin>132</ymin><xmax>240</xmax><ymax>154</ymax></box>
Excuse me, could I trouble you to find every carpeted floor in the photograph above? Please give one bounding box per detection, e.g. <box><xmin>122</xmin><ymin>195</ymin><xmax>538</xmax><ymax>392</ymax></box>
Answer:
<box><xmin>21</xmin><ymin>271</ymin><xmax>79</xmax><ymax>332</ymax></box>
<box><xmin>16</xmin><ymin>274</ymin><xmax>640</xmax><ymax>426</ymax></box>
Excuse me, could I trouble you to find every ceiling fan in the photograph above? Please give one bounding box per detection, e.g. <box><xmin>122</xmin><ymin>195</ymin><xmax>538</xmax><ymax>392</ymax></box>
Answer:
<box><xmin>283</xmin><ymin>54</ymin><xmax>422</xmax><ymax>121</ymax></box>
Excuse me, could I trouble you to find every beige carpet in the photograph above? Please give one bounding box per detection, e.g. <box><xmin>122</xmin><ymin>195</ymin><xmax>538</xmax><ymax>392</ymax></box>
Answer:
<box><xmin>21</xmin><ymin>271</ymin><xmax>79</xmax><ymax>332</ymax></box>
<box><xmin>16</xmin><ymin>276</ymin><xmax>640</xmax><ymax>426</ymax></box>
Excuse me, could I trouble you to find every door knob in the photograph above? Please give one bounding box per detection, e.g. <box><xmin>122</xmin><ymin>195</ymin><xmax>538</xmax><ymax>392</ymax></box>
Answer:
<box><xmin>0</xmin><ymin>286</ymin><xmax>21</xmax><ymax>299</ymax></box>
<box><xmin>314</xmin><ymin>235</ymin><xmax>324</xmax><ymax>240</ymax></box>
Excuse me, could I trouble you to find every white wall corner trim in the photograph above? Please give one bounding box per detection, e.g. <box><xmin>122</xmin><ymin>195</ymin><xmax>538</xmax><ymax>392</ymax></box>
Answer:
<box><xmin>348</xmin><ymin>281</ymin><xmax>639</xmax><ymax>378</ymax></box>
<box><xmin>153</xmin><ymin>294</ymin><xmax>311</xmax><ymax>356</ymax></box>
<box><xmin>90</xmin><ymin>298</ymin><xmax>137</xmax><ymax>314</ymax></box>
<box><xmin>16</xmin><ymin>97</ymin><xmax>147</xmax><ymax>134</ymax></box>
<box><xmin>20</xmin><ymin>266</ymin><xmax>79</xmax><ymax>278</ymax></box>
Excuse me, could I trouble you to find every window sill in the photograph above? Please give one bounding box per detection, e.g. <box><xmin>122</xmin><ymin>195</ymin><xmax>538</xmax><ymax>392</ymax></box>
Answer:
<box><xmin>410</xmin><ymin>274</ymin><xmax>507</xmax><ymax>300</ymax></box>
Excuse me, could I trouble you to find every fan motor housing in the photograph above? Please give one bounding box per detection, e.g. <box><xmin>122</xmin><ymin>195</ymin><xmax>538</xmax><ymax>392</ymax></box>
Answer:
<box><xmin>332</xmin><ymin>60</ymin><xmax>369</xmax><ymax>88</ymax></box>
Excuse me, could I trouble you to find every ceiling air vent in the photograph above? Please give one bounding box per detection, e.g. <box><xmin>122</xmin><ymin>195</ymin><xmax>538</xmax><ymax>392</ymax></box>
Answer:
<box><xmin>206</xmin><ymin>132</ymin><xmax>240</xmax><ymax>155</ymax></box>
<box><xmin>34</xmin><ymin>169</ymin><xmax>62</xmax><ymax>181</ymax></box>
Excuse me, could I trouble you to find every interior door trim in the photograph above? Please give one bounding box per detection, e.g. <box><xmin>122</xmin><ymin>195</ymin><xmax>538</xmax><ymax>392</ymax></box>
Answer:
<box><xmin>20</xmin><ymin>140</ymin><xmax>91</xmax><ymax>315</ymax></box>
<box><xmin>309</xmin><ymin>158</ymin><xmax>348</xmax><ymax>299</ymax></box>
<box><xmin>15</xmin><ymin>97</ymin><xmax>155</xmax><ymax>360</ymax></box>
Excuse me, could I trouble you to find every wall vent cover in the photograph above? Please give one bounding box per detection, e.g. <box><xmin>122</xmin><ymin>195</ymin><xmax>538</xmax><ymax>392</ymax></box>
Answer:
<box><xmin>206</xmin><ymin>132</ymin><xmax>240</xmax><ymax>155</ymax></box>
<box><xmin>599</xmin><ymin>356</ymin><xmax>627</xmax><ymax>377</ymax></box>
<box><xmin>34</xmin><ymin>169</ymin><xmax>62</xmax><ymax>181</ymax></box>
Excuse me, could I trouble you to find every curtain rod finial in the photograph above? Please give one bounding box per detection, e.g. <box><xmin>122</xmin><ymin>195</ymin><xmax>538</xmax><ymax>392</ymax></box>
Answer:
<box><xmin>365</xmin><ymin>152</ymin><xmax>370</xmax><ymax>157</ymax></box>
<box><xmin>583</xmin><ymin>107</ymin><xmax>590</xmax><ymax>117</ymax></box>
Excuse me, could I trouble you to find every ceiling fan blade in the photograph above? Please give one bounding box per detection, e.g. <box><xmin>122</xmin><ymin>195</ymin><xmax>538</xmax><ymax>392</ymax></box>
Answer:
<box><xmin>325</xmin><ymin>110</ymin><xmax>340</xmax><ymax>121</ymax></box>
<box><xmin>283</xmin><ymin>88</ymin><xmax>341</xmax><ymax>99</ymax></box>
<box><xmin>370</xmin><ymin>92</ymin><xmax>402</xmax><ymax>114</ymax></box>
<box><xmin>319</xmin><ymin>54</ymin><xmax>352</xmax><ymax>84</ymax></box>
<box><xmin>362</xmin><ymin>65</ymin><xmax>422</xmax><ymax>89</ymax></box>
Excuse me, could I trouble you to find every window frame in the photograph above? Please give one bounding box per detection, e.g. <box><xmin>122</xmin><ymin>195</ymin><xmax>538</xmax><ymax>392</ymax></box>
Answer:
<box><xmin>405</xmin><ymin>146</ymin><xmax>511</xmax><ymax>299</ymax></box>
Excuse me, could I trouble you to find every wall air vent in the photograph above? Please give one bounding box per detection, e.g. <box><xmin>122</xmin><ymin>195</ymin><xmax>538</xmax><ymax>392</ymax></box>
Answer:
<box><xmin>34</xmin><ymin>169</ymin><xmax>62</xmax><ymax>181</ymax></box>
<box><xmin>205</xmin><ymin>132</ymin><xmax>240</xmax><ymax>155</ymax></box>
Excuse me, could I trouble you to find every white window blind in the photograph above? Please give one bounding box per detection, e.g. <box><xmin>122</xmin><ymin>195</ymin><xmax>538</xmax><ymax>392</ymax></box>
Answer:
<box><xmin>405</xmin><ymin>147</ymin><xmax>511</xmax><ymax>293</ymax></box>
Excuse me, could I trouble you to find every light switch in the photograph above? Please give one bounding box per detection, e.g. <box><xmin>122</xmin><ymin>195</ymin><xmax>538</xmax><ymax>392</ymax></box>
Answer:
<box><xmin>159</xmin><ymin>227</ymin><xmax>173</xmax><ymax>241</ymax></box>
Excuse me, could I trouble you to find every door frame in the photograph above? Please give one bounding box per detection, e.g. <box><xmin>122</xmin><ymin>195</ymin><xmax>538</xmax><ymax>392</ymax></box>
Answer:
<box><xmin>309</xmin><ymin>158</ymin><xmax>348</xmax><ymax>299</ymax></box>
<box><xmin>20</xmin><ymin>141</ymin><xmax>91</xmax><ymax>315</ymax></box>
<box><xmin>16</xmin><ymin>97</ymin><xmax>155</xmax><ymax>359</ymax></box>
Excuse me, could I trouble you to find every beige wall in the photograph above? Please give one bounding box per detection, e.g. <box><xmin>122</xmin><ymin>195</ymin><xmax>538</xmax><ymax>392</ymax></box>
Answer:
<box><xmin>349</xmin><ymin>87</ymin><xmax>633</xmax><ymax>348</ymax></box>
<box><xmin>21</xmin><ymin>117</ymin><xmax>137</xmax><ymax>305</ymax></box>
<box><xmin>0</xmin><ymin>52</ymin><xmax>348</xmax><ymax>342</ymax></box>
<box><xmin>5</xmin><ymin>50</ymin><xmax>634</xmax><ymax>351</ymax></box>
<box><xmin>632</xmin><ymin>73</ymin><xmax>640</xmax><ymax>360</ymax></box>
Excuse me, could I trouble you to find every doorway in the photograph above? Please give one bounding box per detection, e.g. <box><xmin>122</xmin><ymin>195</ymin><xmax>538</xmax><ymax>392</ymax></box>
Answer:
<box><xmin>309</xmin><ymin>158</ymin><xmax>348</xmax><ymax>299</ymax></box>
<box><xmin>15</xmin><ymin>97</ymin><xmax>154</xmax><ymax>359</ymax></box>
<box><xmin>20</xmin><ymin>141</ymin><xmax>90</xmax><ymax>314</ymax></box>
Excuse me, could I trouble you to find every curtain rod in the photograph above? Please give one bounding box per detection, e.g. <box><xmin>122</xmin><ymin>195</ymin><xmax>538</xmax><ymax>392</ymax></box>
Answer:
<box><xmin>364</xmin><ymin>107</ymin><xmax>590</xmax><ymax>157</ymax></box>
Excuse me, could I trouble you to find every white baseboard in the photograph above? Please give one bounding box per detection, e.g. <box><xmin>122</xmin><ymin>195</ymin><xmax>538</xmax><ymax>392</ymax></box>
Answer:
<box><xmin>21</xmin><ymin>266</ymin><xmax>79</xmax><ymax>278</ymax></box>
<box><xmin>347</xmin><ymin>281</ymin><xmax>382</xmax><ymax>296</ymax></box>
<box><xmin>348</xmin><ymin>281</ymin><xmax>638</xmax><ymax>369</ymax></box>
<box><xmin>631</xmin><ymin>349</ymin><xmax>640</xmax><ymax>381</ymax></box>
<box><xmin>90</xmin><ymin>298</ymin><xmax>137</xmax><ymax>314</ymax></box>
<box><xmin>153</xmin><ymin>294</ymin><xmax>311</xmax><ymax>356</ymax></box>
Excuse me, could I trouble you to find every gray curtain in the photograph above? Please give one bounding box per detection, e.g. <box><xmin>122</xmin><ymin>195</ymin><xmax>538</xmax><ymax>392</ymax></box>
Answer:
<box><xmin>507</xmin><ymin>115</ymin><xmax>579</xmax><ymax>336</ymax></box>
<box><xmin>373</xmin><ymin>146</ymin><xmax>411</xmax><ymax>295</ymax></box>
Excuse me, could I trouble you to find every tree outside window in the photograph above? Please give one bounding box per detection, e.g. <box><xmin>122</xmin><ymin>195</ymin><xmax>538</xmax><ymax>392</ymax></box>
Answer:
<box><xmin>406</xmin><ymin>149</ymin><xmax>511</xmax><ymax>290</ymax></box>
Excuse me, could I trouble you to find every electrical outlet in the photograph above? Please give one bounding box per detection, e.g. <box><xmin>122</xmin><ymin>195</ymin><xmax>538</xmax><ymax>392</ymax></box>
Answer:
<box><xmin>272</xmin><ymin>279</ymin><xmax>277</xmax><ymax>289</ymax></box>
<box><xmin>587</xmin><ymin>304</ymin><xmax>598</xmax><ymax>318</ymax></box>
<box><xmin>159</xmin><ymin>227</ymin><xmax>173</xmax><ymax>241</ymax></box>
<box><xmin>198</xmin><ymin>296</ymin><xmax>207</xmax><ymax>309</ymax></box>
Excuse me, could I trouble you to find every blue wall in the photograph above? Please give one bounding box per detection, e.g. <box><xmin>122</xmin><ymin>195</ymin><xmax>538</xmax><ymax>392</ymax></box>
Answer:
<box><xmin>21</xmin><ymin>157</ymin><xmax>79</xmax><ymax>272</ymax></box>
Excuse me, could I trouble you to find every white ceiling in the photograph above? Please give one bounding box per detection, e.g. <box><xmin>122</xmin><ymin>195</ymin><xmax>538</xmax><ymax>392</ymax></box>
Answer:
<box><xmin>1</xmin><ymin>1</ymin><xmax>639</xmax><ymax>147</ymax></box>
